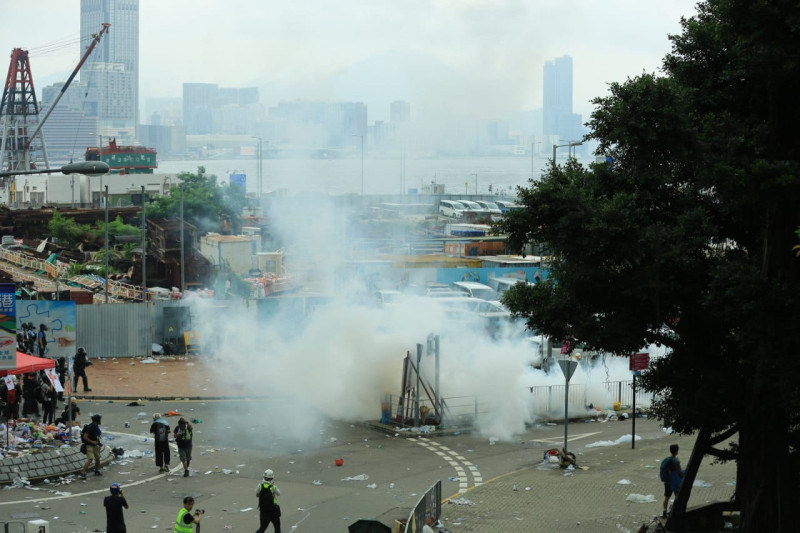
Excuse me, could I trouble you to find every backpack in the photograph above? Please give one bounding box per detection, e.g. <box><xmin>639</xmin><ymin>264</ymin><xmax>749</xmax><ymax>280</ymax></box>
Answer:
<box><xmin>660</xmin><ymin>456</ymin><xmax>674</xmax><ymax>482</ymax></box>
<box><xmin>155</xmin><ymin>423</ymin><xmax>168</xmax><ymax>443</ymax></box>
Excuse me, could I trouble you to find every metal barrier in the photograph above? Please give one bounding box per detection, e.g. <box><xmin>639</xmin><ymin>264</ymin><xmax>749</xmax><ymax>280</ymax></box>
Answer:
<box><xmin>404</xmin><ymin>480</ymin><xmax>442</xmax><ymax>533</ymax></box>
<box><xmin>527</xmin><ymin>380</ymin><xmax>655</xmax><ymax>413</ymax></box>
<box><xmin>386</xmin><ymin>379</ymin><xmax>654</xmax><ymax>432</ymax></box>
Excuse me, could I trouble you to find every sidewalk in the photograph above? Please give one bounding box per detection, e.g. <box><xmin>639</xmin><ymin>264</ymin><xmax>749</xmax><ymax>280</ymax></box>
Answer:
<box><xmin>74</xmin><ymin>356</ymin><xmax>224</xmax><ymax>400</ymax></box>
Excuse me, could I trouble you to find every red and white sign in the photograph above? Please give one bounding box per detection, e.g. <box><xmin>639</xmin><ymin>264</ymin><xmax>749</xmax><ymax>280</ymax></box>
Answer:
<box><xmin>629</xmin><ymin>352</ymin><xmax>650</xmax><ymax>372</ymax></box>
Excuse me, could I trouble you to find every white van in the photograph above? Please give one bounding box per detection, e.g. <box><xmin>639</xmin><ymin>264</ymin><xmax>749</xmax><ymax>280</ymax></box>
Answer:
<box><xmin>451</xmin><ymin>281</ymin><xmax>500</xmax><ymax>301</ymax></box>
<box><xmin>439</xmin><ymin>200</ymin><xmax>466</xmax><ymax>218</ymax></box>
<box><xmin>475</xmin><ymin>200</ymin><xmax>502</xmax><ymax>215</ymax></box>
<box><xmin>491</xmin><ymin>277</ymin><xmax>536</xmax><ymax>295</ymax></box>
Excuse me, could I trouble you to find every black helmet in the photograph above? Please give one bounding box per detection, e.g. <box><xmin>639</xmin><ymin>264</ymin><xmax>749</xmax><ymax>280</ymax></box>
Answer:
<box><xmin>77</xmin><ymin>347</ymin><xmax>86</xmax><ymax>355</ymax></box>
<box><xmin>91</xmin><ymin>414</ymin><xmax>102</xmax><ymax>423</ymax></box>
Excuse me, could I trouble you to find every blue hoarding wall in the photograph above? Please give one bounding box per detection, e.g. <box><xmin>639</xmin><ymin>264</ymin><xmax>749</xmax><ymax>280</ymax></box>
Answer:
<box><xmin>0</xmin><ymin>283</ymin><xmax>16</xmax><ymax>370</ymax></box>
<box><xmin>16</xmin><ymin>301</ymin><xmax>77</xmax><ymax>360</ymax></box>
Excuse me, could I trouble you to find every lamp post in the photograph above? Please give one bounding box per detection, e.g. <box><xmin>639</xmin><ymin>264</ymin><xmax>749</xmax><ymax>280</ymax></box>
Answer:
<box><xmin>252</xmin><ymin>137</ymin><xmax>263</xmax><ymax>198</ymax></box>
<box><xmin>551</xmin><ymin>141</ymin><xmax>584</xmax><ymax>166</ymax></box>
<box><xmin>104</xmin><ymin>185</ymin><xmax>109</xmax><ymax>303</ymax></box>
<box><xmin>141</xmin><ymin>185</ymin><xmax>147</xmax><ymax>302</ymax></box>
<box><xmin>180</xmin><ymin>184</ymin><xmax>185</xmax><ymax>295</ymax></box>
<box><xmin>353</xmin><ymin>134</ymin><xmax>364</xmax><ymax>195</ymax></box>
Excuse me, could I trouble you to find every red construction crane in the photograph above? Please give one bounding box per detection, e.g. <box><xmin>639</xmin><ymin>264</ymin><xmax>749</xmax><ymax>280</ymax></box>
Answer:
<box><xmin>0</xmin><ymin>23</ymin><xmax>110</xmax><ymax>175</ymax></box>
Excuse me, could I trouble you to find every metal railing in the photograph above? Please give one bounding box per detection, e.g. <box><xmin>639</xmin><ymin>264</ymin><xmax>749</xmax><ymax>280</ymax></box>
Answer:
<box><xmin>527</xmin><ymin>380</ymin><xmax>655</xmax><ymax>415</ymax></box>
<box><xmin>386</xmin><ymin>379</ymin><xmax>653</xmax><ymax>432</ymax></box>
<box><xmin>404</xmin><ymin>480</ymin><xmax>442</xmax><ymax>533</ymax></box>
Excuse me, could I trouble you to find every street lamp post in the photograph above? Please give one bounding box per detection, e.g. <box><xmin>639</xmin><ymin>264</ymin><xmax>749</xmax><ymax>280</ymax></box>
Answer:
<box><xmin>180</xmin><ymin>184</ymin><xmax>185</xmax><ymax>295</ymax></box>
<box><xmin>353</xmin><ymin>134</ymin><xmax>364</xmax><ymax>195</ymax></box>
<box><xmin>141</xmin><ymin>185</ymin><xmax>147</xmax><ymax>302</ymax></box>
<box><xmin>104</xmin><ymin>185</ymin><xmax>109</xmax><ymax>303</ymax></box>
<box><xmin>552</xmin><ymin>141</ymin><xmax>584</xmax><ymax>166</ymax></box>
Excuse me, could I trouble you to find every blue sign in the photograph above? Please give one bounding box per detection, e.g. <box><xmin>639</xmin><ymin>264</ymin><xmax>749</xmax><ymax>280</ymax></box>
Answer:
<box><xmin>0</xmin><ymin>283</ymin><xmax>17</xmax><ymax>370</ymax></box>
<box><xmin>229</xmin><ymin>173</ymin><xmax>246</xmax><ymax>192</ymax></box>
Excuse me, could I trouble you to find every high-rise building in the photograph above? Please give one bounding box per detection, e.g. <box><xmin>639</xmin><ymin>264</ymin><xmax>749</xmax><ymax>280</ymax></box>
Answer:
<box><xmin>80</xmin><ymin>0</ymin><xmax>139</xmax><ymax>141</ymax></box>
<box><xmin>542</xmin><ymin>55</ymin><xmax>573</xmax><ymax>137</ymax></box>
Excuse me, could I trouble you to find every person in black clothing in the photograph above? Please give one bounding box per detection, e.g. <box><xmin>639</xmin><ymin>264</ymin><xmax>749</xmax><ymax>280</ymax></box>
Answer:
<box><xmin>104</xmin><ymin>483</ymin><xmax>129</xmax><ymax>533</ymax></box>
<box><xmin>149</xmin><ymin>413</ymin><xmax>171</xmax><ymax>473</ymax></box>
<box><xmin>79</xmin><ymin>413</ymin><xmax>104</xmax><ymax>479</ymax></box>
<box><xmin>21</xmin><ymin>372</ymin><xmax>41</xmax><ymax>419</ymax></box>
<box><xmin>41</xmin><ymin>376</ymin><xmax>58</xmax><ymax>425</ymax></box>
<box><xmin>37</xmin><ymin>324</ymin><xmax>48</xmax><ymax>357</ymax></box>
<box><xmin>256</xmin><ymin>469</ymin><xmax>281</xmax><ymax>533</ymax></box>
<box><xmin>73</xmin><ymin>347</ymin><xmax>92</xmax><ymax>393</ymax></box>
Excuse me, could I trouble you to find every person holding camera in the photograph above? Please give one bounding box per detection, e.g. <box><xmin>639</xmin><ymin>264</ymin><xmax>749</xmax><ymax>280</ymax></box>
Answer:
<box><xmin>174</xmin><ymin>417</ymin><xmax>193</xmax><ymax>477</ymax></box>
<box><xmin>104</xmin><ymin>482</ymin><xmax>129</xmax><ymax>533</ymax></box>
<box><xmin>174</xmin><ymin>496</ymin><xmax>203</xmax><ymax>533</ymax></box>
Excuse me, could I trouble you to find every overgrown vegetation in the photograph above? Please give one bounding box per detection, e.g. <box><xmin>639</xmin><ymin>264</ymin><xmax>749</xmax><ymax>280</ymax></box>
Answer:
<box><xmin>497</xmin><ymin>2</ymin><xmax>800</xmax><ymax>531</ymax></box>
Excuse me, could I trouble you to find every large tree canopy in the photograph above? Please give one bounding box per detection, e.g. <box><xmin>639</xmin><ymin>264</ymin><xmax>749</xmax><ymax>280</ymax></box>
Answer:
<box><xmin>147</xmin><ymin>166</ymin><xmax>248</xmax><ymax>234</ymax></box>
<box><xmin>498</xmin><ymin>1</ymin><xmax>800</xmax><ymax>531</ymax></box>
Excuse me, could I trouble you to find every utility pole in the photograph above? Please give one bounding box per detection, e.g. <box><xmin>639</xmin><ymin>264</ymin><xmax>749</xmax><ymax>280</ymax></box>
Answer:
<box><xmin>141</xmin><ymin>185</ymin><xmax>146</xmax><ymax>302</ymax></box>
<box><xmin>180</xmin><ymin>184</ymin><xmax>185</xmax><ymax>295</ymax></box>
<box><xmin>104</xmin><ymin>185</ymin><xmax>109</xmax><ymax>303</ymax></box>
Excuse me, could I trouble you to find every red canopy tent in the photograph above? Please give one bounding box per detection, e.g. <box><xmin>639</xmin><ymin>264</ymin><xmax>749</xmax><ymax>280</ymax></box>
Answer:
<box><xmin>0</xmin><ymin>351</ymin><xmax>55</xmax><ymax>376</ymax></box>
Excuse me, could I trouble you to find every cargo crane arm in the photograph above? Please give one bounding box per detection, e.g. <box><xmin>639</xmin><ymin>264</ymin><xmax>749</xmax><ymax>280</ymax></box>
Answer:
<box><xmin>23</xmin><ymin>22</ymin><xmax>110</xmax><ymax>151</ymax></box>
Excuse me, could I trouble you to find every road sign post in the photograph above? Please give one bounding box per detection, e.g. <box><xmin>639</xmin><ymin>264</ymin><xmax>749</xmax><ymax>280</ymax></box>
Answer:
<box><xmin>629</xmin><ymin>353</ymin><xmax>650</xmax><ymax>449</ymax></box>
<box><xmin>558</xmin><ymin>359</ymin><xmax>578</xmax><ymax>452</ymax></box>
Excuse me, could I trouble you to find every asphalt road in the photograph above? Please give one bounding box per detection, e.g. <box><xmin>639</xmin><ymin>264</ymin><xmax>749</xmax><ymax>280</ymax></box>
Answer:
<box><xmin>0</xmin><ymin>399</ymin><xmax>694</xmax><ymax>532</ymax></box>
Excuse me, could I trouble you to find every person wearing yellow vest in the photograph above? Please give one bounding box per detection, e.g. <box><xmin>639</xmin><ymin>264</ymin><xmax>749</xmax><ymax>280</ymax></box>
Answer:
<box><xmin>256</xmin><ymin>469</ymin><xmax>281</xmax><ymax>533</ymax></box>
<box><xmin>174</xmin><ymin>496</ymin><xmax>203</xmax><ymax>533</ymax></box>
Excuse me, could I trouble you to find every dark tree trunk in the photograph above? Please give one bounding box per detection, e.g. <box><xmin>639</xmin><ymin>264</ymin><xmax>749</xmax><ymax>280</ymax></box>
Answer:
<box><xmin>667</xmin><ymin>427</ymin><xmax>710</xmax><ymax>532</ymax></box>
<box><xmin>737</xmin><ymin>388</ymin><xmax>788</xmax><ymax>532</ymax></box>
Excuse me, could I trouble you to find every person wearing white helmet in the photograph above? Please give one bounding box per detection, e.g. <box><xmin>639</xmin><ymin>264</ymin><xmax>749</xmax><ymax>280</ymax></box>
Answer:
<box><xmin>255</xmin><ymin>469</ymin><xmax>281</xmax><ymax>532</ymax></box>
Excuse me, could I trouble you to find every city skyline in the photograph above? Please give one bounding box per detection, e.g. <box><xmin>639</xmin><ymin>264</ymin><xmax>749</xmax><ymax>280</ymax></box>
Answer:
<box><xmin>1</xmin><ymin>1</ymin><xmax>699</xmax><ymax>124</ymax></box>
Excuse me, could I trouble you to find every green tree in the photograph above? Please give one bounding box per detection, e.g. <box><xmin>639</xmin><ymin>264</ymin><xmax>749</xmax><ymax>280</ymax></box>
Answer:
<box><xmin>89</xmin><ymin>215</ymin><xmax>141</xmax><ymax>243</ymax></box>
<box><xmin>147</xmin><ymin>166</ymin><xmax>248</xmax><ymax>234</ymax></box>
<box><xmin>497</xmin><ymin>2</ymin><xmax>800</xmax><ymax>531</ymax></box>
<box><xmin>48</xmin><ymin>211</ymin><xmax>90</xmax><ymax>247</ymax></box>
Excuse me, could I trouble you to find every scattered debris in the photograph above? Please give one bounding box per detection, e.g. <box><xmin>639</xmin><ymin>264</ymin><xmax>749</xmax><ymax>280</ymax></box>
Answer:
<box><xmin>625</xmin><ymin>493</ymin><xmax>656</xmax><ymax>504</ymax></box>
<box><xmin>341</xmin><ymin>474</ymin><xmax>369</xmax><ymax>481</ymax></box>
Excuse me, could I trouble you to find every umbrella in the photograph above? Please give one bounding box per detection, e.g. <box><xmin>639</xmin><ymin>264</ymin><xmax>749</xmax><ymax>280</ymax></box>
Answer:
<box><xmin>347</xmin><ymin>519</ymin><xmax>393</xmax><ymax>533</ymax></box>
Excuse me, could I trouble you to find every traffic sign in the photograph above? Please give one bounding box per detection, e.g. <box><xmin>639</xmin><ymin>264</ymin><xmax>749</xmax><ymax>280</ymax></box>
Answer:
<box><xmin>629</xmin><ymin>352</ymin><xmax>650</xmax><ymax>372</ymax></box>
<box><xmin>558</xmin><ymin>359</ymin><xmax>578</xmax><ymax>382</ymax></box>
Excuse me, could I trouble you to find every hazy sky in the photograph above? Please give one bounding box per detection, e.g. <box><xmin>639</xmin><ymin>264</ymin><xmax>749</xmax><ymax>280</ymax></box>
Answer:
<box><xmin>1</xmin><ymin>0</ymin><xmax>700</xmax><ymax>122</ymax></box>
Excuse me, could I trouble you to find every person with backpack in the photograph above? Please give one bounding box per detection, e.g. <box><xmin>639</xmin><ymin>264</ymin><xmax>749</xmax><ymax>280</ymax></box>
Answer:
<box><xmin>255</xmin><ymin>469</ymin><xmax>281</xmax><ymax>533</ymax></box>
<box><xmin>660</xmin><ymin>443</ymin><xmax>684</xmax><ymax>518</ymax></box>
<box><xmin>173</xmin><ymin>417</ymin><xmax>193</xmax><ymax>477</ymax></box>
<box><xmin>150</xmin><ymin>413</ymin><xmax>171</xmax><ymax>473</ymax></box>
<box><xmin>79</xmin><ymin>413</ymin><xmax>104</xmax><ymax>480</ymax></box>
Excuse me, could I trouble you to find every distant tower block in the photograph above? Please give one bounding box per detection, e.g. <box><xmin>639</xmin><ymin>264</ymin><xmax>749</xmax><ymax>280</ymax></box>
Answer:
<box><xmin>0</xmin><ymin>48</ymin><xmax>49</xmax><ymax>174</ymax></box>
